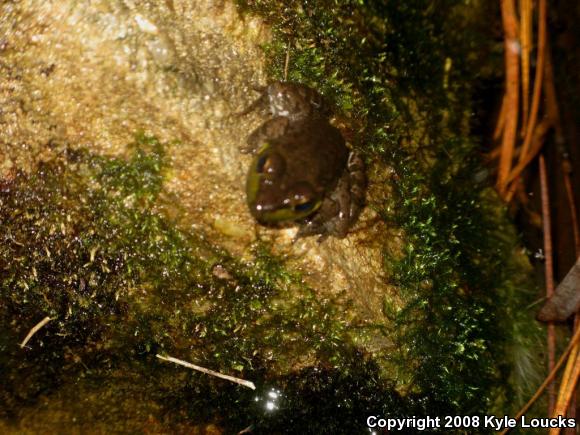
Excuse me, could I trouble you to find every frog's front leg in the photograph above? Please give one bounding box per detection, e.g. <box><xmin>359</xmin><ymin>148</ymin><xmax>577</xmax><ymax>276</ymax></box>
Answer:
<box><xmin>295</xmin><ymin>175</ymin><xmax>351</xmax><ymax>241</ymax></box>
<box><xmin>240</xmin><ymin>116</ymin><xmax>290</xmax><ymax>154</ymax></box>
<box><xmin>294</xmin><ymin>197</ymin><xmax>341</xmax><ymax>242</ymax></box>
<box><xmin>294</xmin><ymin>151</ymin><xmax>366</xmax><ymax>241</ymax></box>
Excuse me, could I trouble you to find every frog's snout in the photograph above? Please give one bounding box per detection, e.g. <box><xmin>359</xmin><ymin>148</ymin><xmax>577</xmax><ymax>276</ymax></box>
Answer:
<box><xmin>248</xmin><ymin>201</ymin><xmax>282</xmax><ymax>226</ymax></box>
<box><xmin>250</xmin><ymin>201</ymin><xmax>276</xmax><ymax>216</ymax></box>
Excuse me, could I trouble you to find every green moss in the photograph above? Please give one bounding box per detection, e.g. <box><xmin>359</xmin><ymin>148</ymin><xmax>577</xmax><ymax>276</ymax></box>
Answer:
<box><xmin>0</xmin><ymin>138</ymin><xmax>412</xmax><ymax>432</ymax></box>
<box><xmin>238</xmin><ymin>0</ymin><xmax>542</xmax><ymax>421</ymax></box>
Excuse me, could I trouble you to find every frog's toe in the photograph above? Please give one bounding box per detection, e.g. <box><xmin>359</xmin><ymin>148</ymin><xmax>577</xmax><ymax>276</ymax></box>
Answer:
<box><xmin>295</xmin><ymin>220</ymin><xmax>326</xmax><ymax>241</ymax></box>
<box><xmin>293</xmin><ymin>227</ymin><xmax>330</xmax><ymax>243</ymax></box>
<box><xmin>236</xmin><ymin>90</ymin><xmax>268</xmax><ymax>117</ymax></box>
<box><xmin>294</xmin><ymin>226</ymin><xmax>315</xmax><ymax>241</ymax></box>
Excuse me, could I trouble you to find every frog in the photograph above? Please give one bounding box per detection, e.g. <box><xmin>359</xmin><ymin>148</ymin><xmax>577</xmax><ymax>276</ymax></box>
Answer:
<box><xmin>240</xmin><ymin>82</ymin><xmax>365</xmax><ymax>241</ymax></box>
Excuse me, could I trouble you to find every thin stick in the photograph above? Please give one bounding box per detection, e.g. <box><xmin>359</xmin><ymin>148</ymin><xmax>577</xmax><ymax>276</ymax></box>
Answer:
<box><xmin>563</xmin><ymin>160</ymin><xmax>580</xmax><ymax>432</ymax></box>
<box><xmin>565</xmin><ymin>158</ymin><xmax>580</xmax><ymax>426</ymax></box>
<box><xmin>544</xmin><ymin>40</ymin><xmax>563</xmax><ymax>144</ymax></box>
<box><xmin>19</xmin><ymin>316</ymin><xmax>52</xmax><ymax>348</ymax></box>
<box><xmin>493</xmin><ymin>95</ymin><xmax>507</xmax><ymax>141</ymax></box>
<box><xmin>556</xmin><ymin>345</ymin><xmax>579</xmax><ymax>407</ymax></box>
<box><xmin>540</xmin><ymin>154</ymin><xmax>556</xmax><ymax>413</ymax></box>
<box><xmin>546</xmin><ymin>31</ymin><xmax>579</xmax><ymax>428</ymax></box>
<box><xmin>156</xmin><ymin>354</ymin><xmax>256</xmax><ymax>390</ymax></box>
<box><xmin>283</xmin><ymin>44</ymin><xmax>290</xmax><ymax>82</ymax></box>
<box><xmin>518</xmin><ymin>0</ymin><xmax>547</xmax><ymax>161</ymax></box>
<box><xmin>505</xmin><ymin>174</ymin><xmax>522</xmax><ymax>203</ymax></box>
<box><xmin>488</xmin><ymin>144</ymin><xmax>522</xmax><ymax>162</ymax></box>
<box><xmin>550</xmin><ymin>352</ymin><xmax>580</xmax><ymax>435</ymax></box>
<box><xmin>497</xmin><ymin>0</ymin><xmax>520</xmax><ymax>196</ymax></box>
<box><xmin>563</xmin><ymin>162</ymin><xmax>580</xmax><ymax>255</ymax></box>
<box><xmin>499</xmin><ymin>326</ymin><xmax>580</xmax><ymax>435</ymax></box>
<box><xmin>505</xmin><ymin>118</ymin><xmax>551</xmax><ymax>185</ymax></box>
<box><xmin>519</xmin><ymin>0</ymin><xmax>532</xmax><ymax>136</ymax></box>
<box><xmin>504</xmin><ymin>121</ymin><xmax>550</xmax><ymax>202</ymax></box>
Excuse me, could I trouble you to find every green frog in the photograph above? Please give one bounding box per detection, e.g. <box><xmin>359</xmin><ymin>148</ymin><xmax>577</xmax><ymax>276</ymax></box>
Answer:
<box><xmin>240</xmin><ymin>82</ymin><xmax>365</xmax><ymax>240</ymax></box>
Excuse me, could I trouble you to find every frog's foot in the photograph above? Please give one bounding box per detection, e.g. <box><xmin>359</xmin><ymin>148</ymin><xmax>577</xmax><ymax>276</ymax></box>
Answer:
<box><xmin>235</xmin><ymin>85</ymin><xmax>269</xmax><ymax>118</ymax></box>
<box><xmin>293</xmin><ymin>218</ymin><xmax>330</xmax><ymax>243</ymax></box>
<box><xmin>240</xmin><ymin>116</ymin><xmax>290</xmax><ymax>154</ymax></box>
<box><xmin>294</xmin><ymin>193</ymin><xmax>347</xmax><ymax>241</ymax></box>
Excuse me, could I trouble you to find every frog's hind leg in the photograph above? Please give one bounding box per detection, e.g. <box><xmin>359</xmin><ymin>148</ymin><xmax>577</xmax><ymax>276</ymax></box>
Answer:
<box><xmin>294</xmin><ymin>198</ymin><xmax>339</xmax><ymax>241</ymax></box>
<box><xmin>240</xmin><ymin>116</ymin><xmax>290</xmax><ymax>154</ymax></box>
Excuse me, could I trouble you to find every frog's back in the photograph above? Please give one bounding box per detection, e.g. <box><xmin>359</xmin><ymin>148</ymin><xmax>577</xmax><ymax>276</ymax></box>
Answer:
<box><xmin>275</xmin><ymin>119</ymin><xmax>348</xmax><ymax>192</ymax></box>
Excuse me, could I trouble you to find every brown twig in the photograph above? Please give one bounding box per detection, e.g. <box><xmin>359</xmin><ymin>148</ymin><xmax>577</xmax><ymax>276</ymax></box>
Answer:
<box><xmin>540</xmin><ymin>154</ymin><xmax>556</xmax><ymax>414</ymax></box>
<box><xmin>494</xmin><ymin>95</ymin><xmax>507</xmax><ymax>141</ymax></box>
<box><xmin>504</xmin><ymin>173</ymin><xmax>521</xmax><ymax>203</ymax></box>
<box><xmin>519</xmin><ymin>0</ymin><xmax>532</xmax><ymax>136</ymax></box>
<box><xmin>497</xmin><ymin>0</ymin><xmax>520</xmax><ymax>196</ymax></box>
<box><xmin>550</xmin><ymin>351</ymin><xmax>580</xmax><ymax>435</ymax></box>
<box><xmin>544</xmin><ymin>33</ymin><xmax>579</xmax><ymax>430</ymax></box>
<box><xmin>505</xmin><ymin>118</ymin><xmax>551</xmax><ymax>186</ymax></box>
<box><xmin>563</xmin><ymin>161</ymin><xmax>580</xmax><ymax>261</ymax></box>
<box><xmin>543</xmin><ymin>32</ymin><xmax>578</xmax><ymax>250</ymax></box>
<box><xmin>544</xmin><ymin>39</ymin><xmax>564</xmax><ymax>144</ymax></box>
<box><xmin>488</xmin><ymin>144</ymin><xmax>521</xmax><ymax>161</ymax></box>
<box><xmin>557</xmin><ymin>344</ymin><xmax>579</xmax><ymax>404</ymax></box>
<box><xmin>563</xmin><ymin>153</ymin><xmax>580</xmax><ymax>432</ymax></box>
<box><xmin>518</xmin><ymin>0</ymin><xmax>547</xmax><ymax>161</ymax></box>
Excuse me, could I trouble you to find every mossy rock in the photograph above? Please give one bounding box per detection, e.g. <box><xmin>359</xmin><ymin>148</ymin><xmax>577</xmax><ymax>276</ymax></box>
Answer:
<box><xmin>0</xmin><ymin>0</ymin><xmax>542</xmax><ymax>433</ymax></box>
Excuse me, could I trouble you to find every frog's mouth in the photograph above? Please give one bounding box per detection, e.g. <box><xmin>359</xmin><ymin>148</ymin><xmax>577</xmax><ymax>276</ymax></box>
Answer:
<box><xmin>246</xmin><ymin>173</ymin><xmax>321</xmax><ymax>224</ymax></box>
<box><xmin>248</xmin><ymin>201</ymin><xmax>320</xmax><ymax>225</ymax></box>
<box><xmin>247</xmin><ymin>190</ymin><xmax>322</xmax><ymax>224</ymax></box>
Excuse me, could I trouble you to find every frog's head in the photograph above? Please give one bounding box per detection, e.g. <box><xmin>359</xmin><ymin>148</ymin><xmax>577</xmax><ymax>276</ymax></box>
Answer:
<box><xmin>246</xmin><ymin>145</ymin><xmax>322</xmax><ymax>224</ymax></box>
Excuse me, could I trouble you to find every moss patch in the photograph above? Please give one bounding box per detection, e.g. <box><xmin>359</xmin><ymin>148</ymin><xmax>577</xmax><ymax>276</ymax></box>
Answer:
<box><xmin>0</xmin><ymin>137</ymin><xmax>410</xmax><ymax>432</ymax></box>
<box><xmin>238</xmin><ymin>0</ymin><xmax>542</xmax><ymax>419</ymax></box>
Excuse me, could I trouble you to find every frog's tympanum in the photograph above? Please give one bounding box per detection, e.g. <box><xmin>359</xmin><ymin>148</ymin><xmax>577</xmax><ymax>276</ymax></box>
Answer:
<box><xmin>240</xmin><ymin>82</ymin><xmax>365</xmax><ymax>241</ymax></box>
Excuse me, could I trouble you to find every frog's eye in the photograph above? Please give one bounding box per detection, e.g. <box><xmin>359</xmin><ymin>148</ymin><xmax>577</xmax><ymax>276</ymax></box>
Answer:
<box><xmin>256</xmin><ymin>155</ymin><xmax>268</xmax><ymax>172</ymax></box>
<box><xmin>294</xmin><ymin>200</ymin><xmax>315</xmax><ymax>213</ymax></box>
<box><xmin>256</xmin><ymin>152</ymin><xmax>285</xmax><ymax>179</ymax></box>
<box><xmin>290</xmin><ymin>182</ymin><xmax>317</xmax><ymax>214</ymax></box>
